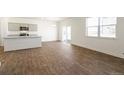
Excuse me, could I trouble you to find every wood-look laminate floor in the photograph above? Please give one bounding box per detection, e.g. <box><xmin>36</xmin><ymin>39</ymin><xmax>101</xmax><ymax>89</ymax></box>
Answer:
<box><xmin>0</xmin><ymin>41</ymin><xmax>124</xmax><ymax>75</ymax></box>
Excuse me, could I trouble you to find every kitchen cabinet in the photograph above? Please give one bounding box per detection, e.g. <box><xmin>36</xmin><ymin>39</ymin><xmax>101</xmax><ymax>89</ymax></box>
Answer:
<box><xmin>8</xmin><ymin>22</ymin><xmax>37</xmax><ymax>31</ymax></box>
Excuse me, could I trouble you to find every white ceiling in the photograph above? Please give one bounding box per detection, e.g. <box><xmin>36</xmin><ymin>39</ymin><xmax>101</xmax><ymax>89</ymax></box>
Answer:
<box><xmin>18</xmin><ymin>17</ymin><xmax>68</xmax><ymax>21</ymax></box>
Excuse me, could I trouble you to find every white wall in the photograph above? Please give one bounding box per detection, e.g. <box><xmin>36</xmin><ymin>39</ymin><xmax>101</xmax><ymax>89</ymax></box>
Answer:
<box><xmin>59</xmin><ymin>17</ymin><xmax>124</xmax><ymax>59</ymax></box>
<box><xmin>0</xmin><ymin>17</ymin><xmax>58</xmax><ymax>46</ymax></box>
<box><xmin>0</xmin><ymin>19</ymin><xmax>1</xmax><ymax>45</ymax></box>
<box><xmin>0</xmin><ymin>18</ymin><xmax>8</xmax><ymax>46</ymax></box>
<box><xmin>38</xmin><ymin>20</ymin><xmax>58</xmax><ymax>42</ymax></box>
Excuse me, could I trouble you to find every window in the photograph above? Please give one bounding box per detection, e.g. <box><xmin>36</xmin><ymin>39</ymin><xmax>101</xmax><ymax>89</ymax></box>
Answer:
<box><xmin>86</xmin><ymin>17</ymin><xmax>117</xmax><ymax>38</ymax></box>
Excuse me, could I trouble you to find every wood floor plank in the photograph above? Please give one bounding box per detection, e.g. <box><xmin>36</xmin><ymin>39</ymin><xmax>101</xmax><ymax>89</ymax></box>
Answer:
<box><xmin>0</xmin><ymin>41</ymin><xmax>124</xmax><ymax>75</ymax></box>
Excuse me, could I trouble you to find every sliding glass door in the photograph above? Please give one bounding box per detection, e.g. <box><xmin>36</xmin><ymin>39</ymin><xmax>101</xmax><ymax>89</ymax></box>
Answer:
<box><xmin>62</xmin><ymin>26</ymin><xmax>71</xmax><ymax>43</ymax></box>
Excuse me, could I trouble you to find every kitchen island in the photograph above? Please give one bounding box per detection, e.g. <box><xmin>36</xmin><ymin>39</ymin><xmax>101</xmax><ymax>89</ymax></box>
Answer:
<box><xmin>4</xmin><ymin>36</ymin><xmax>42</xmax><ymax>51</ymax></box>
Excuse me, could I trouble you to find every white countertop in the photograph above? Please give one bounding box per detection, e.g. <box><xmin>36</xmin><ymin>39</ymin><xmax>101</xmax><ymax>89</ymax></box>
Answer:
<box><xmin>4</xmin><ymin>35</ymin><xmax>41</xmax><ymax>39</ymax></box>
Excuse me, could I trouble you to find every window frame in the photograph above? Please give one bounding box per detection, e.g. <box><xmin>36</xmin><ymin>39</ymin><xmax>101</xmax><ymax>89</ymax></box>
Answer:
<box><xmin>86</xmin><ymin>17</ymin><xmax>117</xmax><ymax>39</ymax></box>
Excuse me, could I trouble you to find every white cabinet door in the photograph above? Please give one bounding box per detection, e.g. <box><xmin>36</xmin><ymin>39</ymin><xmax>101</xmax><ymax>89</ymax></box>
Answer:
<box><xmin>29</xmin><ymin>24</ymin><xmax>37</xmax><ymax>31</ymax></box>
<box><xmin>8</xmin><ymin>23</ymin><xmax>20</xmax><ymax>31</ymax></box>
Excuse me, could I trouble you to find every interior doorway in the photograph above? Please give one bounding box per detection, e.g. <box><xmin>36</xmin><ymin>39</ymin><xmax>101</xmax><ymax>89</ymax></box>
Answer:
<box><xmin>62</xmin><ymin>26</ymin><xmax>71</xmax><ymax>43</ymax></box>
